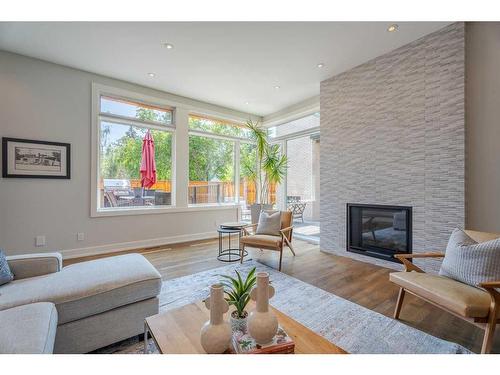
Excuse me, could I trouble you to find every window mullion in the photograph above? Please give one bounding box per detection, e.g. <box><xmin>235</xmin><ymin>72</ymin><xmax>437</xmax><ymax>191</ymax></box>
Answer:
<box><xmin>235</xmin><ymin>140</ymin><xmax>240</xmax><ymax>205</ymax></box>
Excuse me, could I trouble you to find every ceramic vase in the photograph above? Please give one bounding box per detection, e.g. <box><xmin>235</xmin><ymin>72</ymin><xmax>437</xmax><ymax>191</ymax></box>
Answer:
<box><xmin>247</xmin><ymin>272</ymin><xmax>278</xmax><ymax>344</ymax></box>
<box><xmin>200</xmin><ymin>284</ymin><xmax>232</xmax><ymax>354</ymax></box>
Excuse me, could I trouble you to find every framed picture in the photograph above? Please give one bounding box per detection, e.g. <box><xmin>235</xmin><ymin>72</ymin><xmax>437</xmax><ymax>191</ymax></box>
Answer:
<box><xmin>2</xmin><ymin>137</ymin><xmax>71</xmax><ymax>179</ymax></box>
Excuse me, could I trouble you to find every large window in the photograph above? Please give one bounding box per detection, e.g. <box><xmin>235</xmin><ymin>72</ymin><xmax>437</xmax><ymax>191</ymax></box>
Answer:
<box><xmin>272</xmin><ymin>113</ymin><xmax>320</xmax><ymax>226</ymax></box>
<box><xmin>97</xmin><ymin>94</ymin><xmax>175</xmax><ymax>210</ymax></box>
<box><xmin>188</xmin><ymin>115</ymin><xmax>251</xmax><ymax>204</ymax></box>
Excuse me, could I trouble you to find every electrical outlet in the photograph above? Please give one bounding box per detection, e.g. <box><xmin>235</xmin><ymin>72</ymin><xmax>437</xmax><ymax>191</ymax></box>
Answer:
<box><xmin>77</xmin><ymin>232</ymin><xmax>85</xmax><ymax>241</ymax></box>
<box><xmin>35</xmin><ymin>235</ymin><xmax>46</xmax><ymax>247</ymax></box>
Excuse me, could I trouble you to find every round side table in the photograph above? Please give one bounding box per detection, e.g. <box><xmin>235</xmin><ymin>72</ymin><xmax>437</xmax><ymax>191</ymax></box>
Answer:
<box><xmin>217</xmin><ymin>223</ymin><xmax>248</xmax><ymax>262</ymax></box>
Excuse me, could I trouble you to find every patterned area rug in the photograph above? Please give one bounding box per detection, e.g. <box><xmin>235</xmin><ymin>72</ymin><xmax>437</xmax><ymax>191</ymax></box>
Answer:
<box><xmin>97</xmin><ymin>260</ymin><xmax>471</xmax><ymax>354</ymax></box>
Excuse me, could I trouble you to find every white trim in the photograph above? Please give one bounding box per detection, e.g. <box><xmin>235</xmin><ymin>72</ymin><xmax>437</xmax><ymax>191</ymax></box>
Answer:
<box><xmin>262</xmin><ymin>95</ymin><xmax>320</xmax><ymax>128</ymax></box>
<box><xmin>234</xmin><ymin>140</ymin><xmax>240</xmax><ymax>204</ymax></box>
<box><xmin>92</xmin><ymin>203</ymin><xmax>239</xmax><ymax>218</ymax></box>
<box><xmin>61</xmin><ymin>231</ymin><xmax>218</xmax><ymax>260</ymax></box>
<box><xmin>90</xmin><ymin>82</ymin><xmax>100</xmax><ymax>217</ymax></box>
<box><xmin>277</xmin><ymin>139</ymin><xmax>287</xmax><ymax>211</ymax></box>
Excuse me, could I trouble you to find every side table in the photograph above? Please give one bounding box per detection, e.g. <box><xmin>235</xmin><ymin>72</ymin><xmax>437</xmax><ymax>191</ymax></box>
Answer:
<box><xmin>217</xmin><ymin>223</ymin><xmax>248</xmax><ymax>262</ymax></box>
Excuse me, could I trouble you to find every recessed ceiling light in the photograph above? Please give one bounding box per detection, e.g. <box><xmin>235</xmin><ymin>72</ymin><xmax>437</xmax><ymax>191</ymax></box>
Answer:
<box><xmin>163</xmin><ymin>43</ymin><xmax>174</xmax><ymax>49</ymax></box>
<box><xmin>317</xmin><ymin>63</ymin><xmax>325</xmax><ymax>68</ymax></box>
<box><xmin>148</xmin><ymin>72</ymin><xmax>155</xmax><ymax>77</ymax></box>
<box><xmin>274</xmin><ymin>85</ymin><xmax>281</xmax><ymax>90</ymax></box>
<box><xmin>387</xmin><ymin>24</ymin><xmax>398</xmax><ymax>32</ymax></box>
<box><xmin>245</xmin><ymin>101</ymin><xmax>250</xmax><ymax>105</ymax></box>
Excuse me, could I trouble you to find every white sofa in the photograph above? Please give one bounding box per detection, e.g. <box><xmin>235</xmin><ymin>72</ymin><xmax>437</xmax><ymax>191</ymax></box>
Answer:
<box><xmin>0</xmin><ymin>252</ymin><xmax>162</xmax><ymax>353</ymax></box>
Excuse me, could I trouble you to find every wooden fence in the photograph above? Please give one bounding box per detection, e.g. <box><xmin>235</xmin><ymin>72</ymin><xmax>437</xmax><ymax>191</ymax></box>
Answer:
<box><xmin>102</xmin><ymin>178</ymin><xmax>276</xmax><ymax>206</ymax></box>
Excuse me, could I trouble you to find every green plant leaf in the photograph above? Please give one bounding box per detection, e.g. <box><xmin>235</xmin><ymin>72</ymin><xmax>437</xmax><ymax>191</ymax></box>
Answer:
<box><xmin>235</xmin><ymin>270</ymin><xmax>244</xmax><ymax>295</ymax></box>
<box><xmin>220</xmin><ymin>274</ymin><xmax>241</xmax><ymax>292</ymax></box>
<box><xmin>243</xmin><ymin>267</ymin><xmax>257</xmax><ymax>290</ymax></box>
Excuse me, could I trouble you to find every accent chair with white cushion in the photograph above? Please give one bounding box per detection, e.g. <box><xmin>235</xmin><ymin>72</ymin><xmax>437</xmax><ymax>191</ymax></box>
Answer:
<box><xmin>0</xmin><ymin>252</ymin><xmax>162</xmax><ymax>353</ymax></box>
<box><xmin>240</xmin><ymin>210</ymin><xmax>295</xmax><ymax>271</ymax></box>
<box><xmin>389</xmin><ymin>230</ymin><xmax>500</xmax><ymax>354</ymax></box>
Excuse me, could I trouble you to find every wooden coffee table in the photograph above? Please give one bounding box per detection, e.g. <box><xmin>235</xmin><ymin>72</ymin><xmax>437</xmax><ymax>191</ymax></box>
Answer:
<box><xmin>144</xmin><ymin>300</ymin><xmax>347</xmax><ymax>354</ymax></box>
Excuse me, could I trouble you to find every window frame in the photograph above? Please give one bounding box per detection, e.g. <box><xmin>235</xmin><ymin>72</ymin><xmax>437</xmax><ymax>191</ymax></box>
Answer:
<box><xmin>187</xmin><ymin>114</ymin><xmax>255</xmax><ymax>207</ymax></box>
<box><xmin>91</xmin><ymin>83</ymin><xmax>178</xmax><ymax>217</ymax></box>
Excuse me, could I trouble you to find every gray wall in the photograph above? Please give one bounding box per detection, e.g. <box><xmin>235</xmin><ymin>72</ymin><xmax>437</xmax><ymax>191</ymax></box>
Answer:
<box><xmin>320</xmin><ymin>23</ymin><xmax>465</xmax><ymax>272</ymax></box>
<box><xmin>0</xmin><ymin>51</ymin><xmax>248</xmax><ymax>257</ymax></box>
<box><xmin>465</xmin><ymin>22</ymin><xmax>500</xmax><ymax>233</ymax></box>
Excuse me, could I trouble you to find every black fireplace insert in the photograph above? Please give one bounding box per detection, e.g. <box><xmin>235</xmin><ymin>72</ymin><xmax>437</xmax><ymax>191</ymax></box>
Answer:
<box><xmin>346</xmin><ymin>203</ymin><xmax>412</xmax><ymax>263</ymax></box>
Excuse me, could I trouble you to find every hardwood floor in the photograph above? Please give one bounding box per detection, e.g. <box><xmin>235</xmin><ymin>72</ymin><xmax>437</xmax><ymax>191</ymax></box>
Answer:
<box><xmin>65</xmin><ymin>237</ymin><xmax>499</xmax><ymax>353</ymax></box>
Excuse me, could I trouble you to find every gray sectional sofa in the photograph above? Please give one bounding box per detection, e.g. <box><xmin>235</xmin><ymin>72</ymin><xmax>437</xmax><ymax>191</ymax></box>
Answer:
<box><xmin>0</xmin><ymin>252</ymin><xmax>162</xmax><ymax>354</ymax></box>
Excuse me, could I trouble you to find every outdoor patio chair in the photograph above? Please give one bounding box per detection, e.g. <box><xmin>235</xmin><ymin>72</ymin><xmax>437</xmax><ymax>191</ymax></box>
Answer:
<box><xmin>288</xmin><ymin>201</ymin><xmax>307</xmax><ymax>222</ymax></box>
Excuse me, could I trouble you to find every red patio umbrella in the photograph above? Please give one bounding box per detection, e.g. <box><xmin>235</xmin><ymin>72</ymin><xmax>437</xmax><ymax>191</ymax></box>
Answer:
<box><xmin>140</xmin><ymin>130</ymin><xmax>157</xmax><ymax>189</ymax></box>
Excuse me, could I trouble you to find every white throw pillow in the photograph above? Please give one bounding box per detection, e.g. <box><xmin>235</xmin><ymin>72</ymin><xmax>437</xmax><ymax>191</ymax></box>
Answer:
<box><xmin>256</xmin><ymin>211</ymin><xmax>281</xmax><ymax>236</ymax></box>
<box><xmin>439</xmin><ymin>228</ymin><xmax>500</xmax><ymax>287</ymax></box>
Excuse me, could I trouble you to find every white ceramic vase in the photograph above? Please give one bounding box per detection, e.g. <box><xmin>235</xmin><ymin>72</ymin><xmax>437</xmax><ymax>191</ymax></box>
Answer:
<box><xmin>200</xmin><ymin>284</ymin><xmax>232</xmax><ymax>354</ymax></box>
<box><xmin>247</xmin><ymin>272</ymin><xmax>278</xmax><ymax>344</ymax></box>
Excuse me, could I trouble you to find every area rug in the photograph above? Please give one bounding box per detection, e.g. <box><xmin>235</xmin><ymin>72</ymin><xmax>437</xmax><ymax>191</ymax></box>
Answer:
<box><xmin>97</xmin><ymin>260</ymin><xmax>471</xmax><ymax>354</ymax></box>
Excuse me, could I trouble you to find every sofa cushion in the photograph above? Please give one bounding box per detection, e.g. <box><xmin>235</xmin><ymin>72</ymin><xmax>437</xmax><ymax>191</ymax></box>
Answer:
<box><xmin>0</xmin><ymin>250</ymin><xmax>13</xmax><ymax>286</ymax></box>
<box><xmin>439</xmin><ymin>228</ymin><xmax>500</xmax><ymax>287</ymax></box>
<box><xmin>390</xmin><ymin>271</ymin><xmax>492</xmax><ymax>318</ymax></box>
<box><xmin>241</xmin><ymin>234</ymin><xmax>282</xmax><ymax>248</ymax></box>
<box><xmin>0</xmin><ymin>254</ymin><xmax>162</xmax><ymax>324</ymax></box>
<box><xmin>0</xmin><ymin>302</ymin><xmax>58</xmax><ymax>353</ymax></box>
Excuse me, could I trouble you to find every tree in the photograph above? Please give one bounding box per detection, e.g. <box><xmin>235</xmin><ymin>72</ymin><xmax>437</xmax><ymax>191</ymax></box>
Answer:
<box><xmin>244</xmin><ymin>120</ymin><xmax>287</xmax><ymax>204</ymax></box>
<box><xmin>100</xmin><ymin>108</ymin><xmax>172</xmax><ymax>181</ymax></box>
<box><xmin>188</xmin><ymin>117</ymin><xmax>235</xmax><ymax>182</ymax></box>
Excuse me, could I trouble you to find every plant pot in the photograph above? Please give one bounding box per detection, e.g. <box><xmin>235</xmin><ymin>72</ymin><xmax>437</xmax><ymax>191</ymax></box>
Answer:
<box><xmin>250</xmin><ymin>203</ymin><xmax>273</xmax><ymax>224</ymax></box>
<box><xmin>230</xmin><ymin>310</ymin><xmax>248</xmax><ymax>333</ymax></box>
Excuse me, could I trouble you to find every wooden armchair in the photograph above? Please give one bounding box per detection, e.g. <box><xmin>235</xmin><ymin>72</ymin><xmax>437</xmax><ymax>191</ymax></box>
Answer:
<box><xmin>239</xmin><ymin>211</ymin><xmax>295</xmax><ymax>271</ymax></box>
<box><xmin>390</xmin><ymin>230</ymin><xmax>500</xmax><ymax>354</ymax></box>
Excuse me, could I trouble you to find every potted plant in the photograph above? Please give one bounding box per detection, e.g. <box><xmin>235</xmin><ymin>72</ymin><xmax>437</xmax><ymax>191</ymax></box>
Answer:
<box><xmin>243</xmin><ymin>120</ymin><xmax>288</xmax><ymax>223</ymax></box>
<box><xmin>220</xmin><ymin>267</ymin><xmax>257</xmax><ymax>332</ymax></box>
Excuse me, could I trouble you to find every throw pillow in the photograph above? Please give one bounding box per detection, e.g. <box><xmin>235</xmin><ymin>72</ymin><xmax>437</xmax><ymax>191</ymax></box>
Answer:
<box><xmin>439</xmin><ymin>228</ymin><xmax>500</xmax><ymax>287</ymax></box>
<box><xmin>256</xmin><ymin>211</ymin><xmax>282</xmax><ymax>236</ymax></box>
<box><xmin>0</xmin><ymin>250</ymin><xmax>14</xmax><ymax>286</ymax></box>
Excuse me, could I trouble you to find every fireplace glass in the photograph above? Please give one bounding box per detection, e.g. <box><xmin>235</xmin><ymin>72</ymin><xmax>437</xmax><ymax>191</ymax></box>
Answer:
<box><xmin>347</xmin><ymin>204</ymin><xmax>412</xmax><ymax>262</ymax></box>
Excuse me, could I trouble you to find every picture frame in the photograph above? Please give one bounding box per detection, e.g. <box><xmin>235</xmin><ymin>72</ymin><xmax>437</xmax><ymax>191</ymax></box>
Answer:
<box><xmin>2</xmin><ymin>137</ymin><xmax>71</xmax><ymax>179</ymax></box>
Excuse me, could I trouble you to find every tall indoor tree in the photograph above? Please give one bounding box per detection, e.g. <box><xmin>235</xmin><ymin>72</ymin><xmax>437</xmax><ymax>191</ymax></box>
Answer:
<box><xmin>244</xmin><ymin>120</ymin><xmax>288</xmax><ymax>213</ymax></box>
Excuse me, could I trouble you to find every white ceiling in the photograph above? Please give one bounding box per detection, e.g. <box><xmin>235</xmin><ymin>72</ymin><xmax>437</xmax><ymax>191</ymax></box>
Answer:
<box><xmin>0</xmin><ymin>22</ymin><xmax>451</xmax><ymax>116</ymax></box>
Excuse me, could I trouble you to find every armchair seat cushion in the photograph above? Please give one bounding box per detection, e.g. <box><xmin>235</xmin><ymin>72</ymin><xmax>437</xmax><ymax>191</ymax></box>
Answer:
<box><xmin>240</xmin><ymin>234</ymin><xmax>282</xmax><ymax>248</ymax></box>
<box><xmin>390</xmin><ymin>271</ymin><xmax>492</xmax><ymax>318</ymax></box>
<box><xmin>0</xmin><ymin>254</ymin><xmax>162</xmax><ymax>324</ymax></box>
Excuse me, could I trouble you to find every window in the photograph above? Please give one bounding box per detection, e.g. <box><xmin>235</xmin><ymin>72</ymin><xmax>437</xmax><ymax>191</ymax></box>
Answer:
<box><xmin>97</xmin><ymin>94</ymin><xmax>175</xmax><ymax>211</ymax></box>
<box><xmin>239</xmin><ymin>143</ymin><xmax>257</xmax><ymax>206</ymax></box>
<box><xmin>189</xmin><ymin>115</ymin><xmax>252</xmax><ymax>139</ymax></box>
<box><xmin>268</xmin><ymin>112</ymin><xmax>320</xmax><ymax>139</ymax></box>
<box><xmin>188</xmin><ymin>115</ymin><xmax>245</xmax><ymax>204</ymax></box>
<box><xmin>101</xmin><ymin>96</ymin><xmax>173</xmax><ymax>125</ymax></box>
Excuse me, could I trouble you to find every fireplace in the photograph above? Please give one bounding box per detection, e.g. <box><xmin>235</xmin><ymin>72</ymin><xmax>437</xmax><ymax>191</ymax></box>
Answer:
<box><xmin>346</xmin><ymin>203</ymin><xmax>412</xmax><ymax>263</ymax></box>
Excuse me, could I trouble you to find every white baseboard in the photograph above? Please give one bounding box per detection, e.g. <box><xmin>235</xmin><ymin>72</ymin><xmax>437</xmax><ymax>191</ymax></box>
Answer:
<box><xmin>61</xmin><ymin>231</ymin><xmax>217</xmax><ymax>259</ymax></box>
